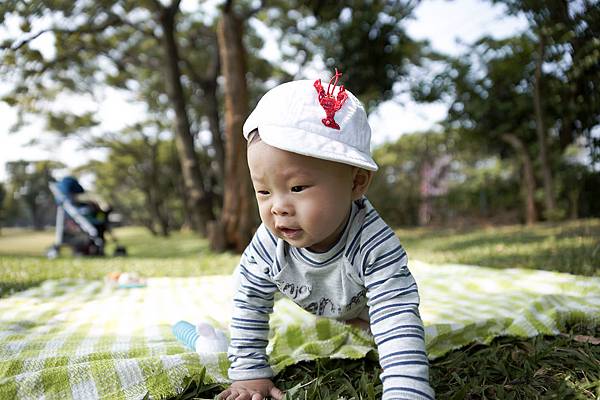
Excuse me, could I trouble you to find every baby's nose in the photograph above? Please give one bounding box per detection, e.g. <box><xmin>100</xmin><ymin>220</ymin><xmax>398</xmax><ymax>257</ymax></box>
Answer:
<box><xmin>271</xmin><ymin>197</ymin><xmax>292</xmax><ymax>216</ymax></box>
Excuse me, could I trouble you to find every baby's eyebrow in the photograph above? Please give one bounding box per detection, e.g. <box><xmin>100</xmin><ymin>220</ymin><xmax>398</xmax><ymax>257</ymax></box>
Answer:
<box><xmin>280</xmin><ymin>168</ymin><xmax>315</xmax><ymax>180</ymax></box>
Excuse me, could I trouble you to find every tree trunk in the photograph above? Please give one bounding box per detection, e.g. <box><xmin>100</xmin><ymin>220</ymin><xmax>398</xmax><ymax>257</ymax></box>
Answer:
<box><xmin>202</xmin><ymin>37</ymin><xmax>225</xmax><ymax>184</ymax></box>
<box><xmin>31</xmin><ymin>201</ymin><xmax>44</xmax><ymax>231</ymax></box>
<box><xmin>418</xmin><ymin>161</ymin><xmax>432</xmax><ymax>226</ymax></box>
<box><xmin>214</xmin><ymin>3</ymin><xmax>257</xmax><ymax>252</ymax></box>
<box><xmin>204</xmin><ymin>79</ymin><xmax>225</xmax><ymax>183</ymax></box>
<box><xmin>568</xmin><ymin>187</ymin><xmax>580</xmax><ymax>220</ymax></box>
<box><xmin>159</xmin><ymin>5</ymin><xmax>214</xmax><ymax>235</ymax></box>
<box><xmin>147</xmin><ymin>186</ymin><xmax>171</xmax><ymax>237</ymax></box>
<box><xmin>557</xmin><ymin>0</ymin><xmax>577</xmax><ymax>150</ymax></box>
<box><xmin>533</xmin><ymin>33</ymin><xmax>557</xmax><ymax>218</ymax></box>
<box><xmin>154</xmin><ymin>195</ymin><xmax>170</xmax><ymax>237</ymax></box>
<box><xmin>187</xmin><ymin>33</ymin><xmax>225</xmax><ymax>187</ymax></box>
<box><xmin>177</xmin><ymin>177</ymin><xmax>194</xmax><ymax>231</ymax></box>
<box><xmin>147</xmin><ymin>142</ymin><xmax>170</xmax><ymax>236</ymax></box>
<box><xmin>501</xmin><ymin>133</ymin><xmax>538</xmax><ymax>225</ymax></box>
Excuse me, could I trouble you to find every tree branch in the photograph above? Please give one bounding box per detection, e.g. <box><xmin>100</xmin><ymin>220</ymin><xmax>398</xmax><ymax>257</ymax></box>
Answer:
<box><xmin>242</xmin><ymin>0</ymin><xmax>265</xmax><ymax>20</ymax></box>
<box><xmin>169</xmin><ymin>0</ymin><xmax>183</xmax><ymax>13</ymax></box>
<box><xmin>105</xmin><ymin>11</ymin><xmax>160</xmax><ymax>40</ymax></box>
<box><xmin>223</xmin><ymin>0</ymin><xmax>234</xmax><ymax>13</ymax></box>
<box><xmin>7</xmin><ymin>14</ymin><xmax>121</xmax><ymax>51</ymax></box>
<box><xmin>147</xmin><ymin>0</ymin><xmax>166</xmax><ymax>13</ymax></box>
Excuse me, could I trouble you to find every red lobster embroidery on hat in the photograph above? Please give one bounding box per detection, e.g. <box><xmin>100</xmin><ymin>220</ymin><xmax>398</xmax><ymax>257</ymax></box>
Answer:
<box><xmin>314</xmin><ymin>68</ymin><xmax>348</xmax><ymax>130</ymax></box>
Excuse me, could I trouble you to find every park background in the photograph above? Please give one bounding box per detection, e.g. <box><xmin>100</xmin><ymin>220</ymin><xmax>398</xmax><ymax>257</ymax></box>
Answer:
<box><xmin>0</xmin><ymin>0</ymin><xmax>599</xmax><ymax>399</ymax></box>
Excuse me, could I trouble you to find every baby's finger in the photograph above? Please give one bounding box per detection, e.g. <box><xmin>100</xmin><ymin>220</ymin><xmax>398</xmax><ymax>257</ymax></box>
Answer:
<box><xmin>251</xmin><ymin>393</ymin><xmax>263</xmax><ymax>400</ymax></box>
<box><xmin>225</xmin><ymin>390</ymin><xmax>239</xmax><ymax>400</ymax></box>
<box><xmin>235</xmin><ymin>391</ymin><xmax>253</xmax><ymax>400</ymax></box>
<box><xmin>216</xmin><ymin>389</ymin><xmax>231</xmax><ymax>400</ymax></box>
<box><xmin>270</xmin><ymin>386</ymin><xmax>285</xmax><ymax>400</ymax></box>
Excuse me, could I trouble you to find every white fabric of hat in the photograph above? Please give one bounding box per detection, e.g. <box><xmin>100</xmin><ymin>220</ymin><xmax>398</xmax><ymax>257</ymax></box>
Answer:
<box><xmin>243</xmin><ymin>72</ymin><xmax>378</xmax><ymax>172</ymax></box>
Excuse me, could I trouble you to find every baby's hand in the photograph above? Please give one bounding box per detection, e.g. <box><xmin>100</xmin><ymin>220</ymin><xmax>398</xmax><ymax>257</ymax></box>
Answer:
<box><xmin>217</xmin><ymin>378</ymin><xmax>284</xmax><ymax>400</ymax></box>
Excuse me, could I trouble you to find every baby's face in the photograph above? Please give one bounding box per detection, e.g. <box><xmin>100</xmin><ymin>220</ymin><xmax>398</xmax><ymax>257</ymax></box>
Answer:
<box><xmin>248</xmin><ymin>140</ymin><xmax>355</xmax><ymax>252</ymax></box>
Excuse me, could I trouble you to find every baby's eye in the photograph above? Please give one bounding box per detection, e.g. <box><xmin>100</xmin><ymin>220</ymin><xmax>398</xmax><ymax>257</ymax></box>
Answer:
<box><xmin>256</xmin><ymin>190</ymin><xmax>270</xmax><ymax>195</ymax></box>
<box><xmin>291</xmin><ymin>186</ymin><xmax>307</xmax><ymax>193</ymax></box>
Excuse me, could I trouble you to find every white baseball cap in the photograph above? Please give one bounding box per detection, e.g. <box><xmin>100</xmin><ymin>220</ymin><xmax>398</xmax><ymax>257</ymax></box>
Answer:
<box><xmin>242</xmin><ymin>78</ymin><xmax>378</xmax><ymax>171</ymax></box>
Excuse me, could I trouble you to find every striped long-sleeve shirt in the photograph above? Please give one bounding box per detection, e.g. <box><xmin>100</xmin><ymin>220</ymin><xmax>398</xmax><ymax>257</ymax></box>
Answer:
<box><xmin>228</xmin><ymin>198</ymin><xmax>435</xmax><ymax>399</ymax></box>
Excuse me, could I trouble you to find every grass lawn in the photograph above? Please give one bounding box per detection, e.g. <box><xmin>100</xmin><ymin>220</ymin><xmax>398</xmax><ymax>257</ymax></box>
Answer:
<box><xmin>0</xmin><ymin>220</ymin><xmax>598</xmax><ymax>399</ymax></box>
<box><xmin>396</xmin><ymin>218</ymin><xmax>599</xmax><ymax>277</ymax></box>
<box><xmin>0</xmin><ymin>226</ymin><xmax>239</xmax><ymax>297</ymax></box>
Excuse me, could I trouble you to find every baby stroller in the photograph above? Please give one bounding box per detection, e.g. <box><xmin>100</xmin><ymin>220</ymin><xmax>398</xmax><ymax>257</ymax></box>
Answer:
<box><xmin>47</xmin><ymin>176</ymin><xmax>127</xmax><ymax>258</ymax></box>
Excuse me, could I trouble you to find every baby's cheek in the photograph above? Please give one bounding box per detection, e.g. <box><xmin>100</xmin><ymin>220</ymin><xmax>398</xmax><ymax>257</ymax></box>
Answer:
<box><xmin>258</xmin><ymin>206</ymin><xmax>272</xmax><ymax>225</ymax></box>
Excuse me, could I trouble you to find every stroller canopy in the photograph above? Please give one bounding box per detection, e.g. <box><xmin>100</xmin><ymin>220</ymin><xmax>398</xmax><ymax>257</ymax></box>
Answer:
<box><xmin>56</xmin><ymin>176</ymin><xmax>85</xmax><ymax>197</ymax></box>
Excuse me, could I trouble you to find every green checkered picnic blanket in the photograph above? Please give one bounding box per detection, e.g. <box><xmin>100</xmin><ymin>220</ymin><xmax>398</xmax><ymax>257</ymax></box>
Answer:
<box><xmin>1</xmin><ymin>261</ymin><xmax>599</xmax><ymax>400</ymax></box>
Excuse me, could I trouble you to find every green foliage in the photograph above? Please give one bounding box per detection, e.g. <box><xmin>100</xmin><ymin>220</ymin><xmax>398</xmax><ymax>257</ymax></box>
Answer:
<box><xmin>0</xmin><ymin>1</ymin><xmax>280</xmax><ymax>143</ymax></box>
<box><xmin>46</xmin><ymin>111</ymin><xmax>99</xmax><ymax>136</ymax></box>
<box><xmin>443</xmin><ymin>157</ymin><xmax>522</xmax><ymax>223</ymax></box>
<box><xmin>418</xmin><ymin>0</ymin><xmax>600</xmax><ymax>165</ymax></box>
<box><xmin>80</xmin><ymin>132</ymin><xmax>186</xmax><ymax>236</ymax></box>
<box><xmin>492</xmin><ymin>0</ymin><xmax>600</xmax><ymax>163</ymax></box>
<box><xmin>411</xmin><ymin>24</ymin><xmax>600</xmax><ymax>222</ymax></box>
<box><xmin>370</xmin><ymin>131</ymin><xmax>452</xmax><ymax>226</ymax></box>
<box><xmin>370</xmin><ymin>131</ymin><xmax>524</xmax><ymax>226</ymax></box>
<box><xmin>0</xmin><ymin>1</ymin><xmax>283</xmax><ymax>235</ymax></box>
<box><xmin>3</xmin><ymin>160</ymin><xmax>64</xmax><ymax>229</ymax></box>
<box><xmin>422</xmin><ymin>34</ymin><xmax>540</xmax><ymax>153</ymax></box>
<box><xmin>0</xmin><ymin>182</ymin><xmax>5</xmax><ymax>229</ymax></box>
<box><xmin>261</xmin><ymin>0</ymin><xmax>425</xmax><ymax>111</ymax></box>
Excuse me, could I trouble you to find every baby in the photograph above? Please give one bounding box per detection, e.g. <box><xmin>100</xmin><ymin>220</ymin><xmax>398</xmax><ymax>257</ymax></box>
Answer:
<box><xmin>218</xmin><ymin>72</ymin><xmax>434</xmax><ymax>400</ymax></box>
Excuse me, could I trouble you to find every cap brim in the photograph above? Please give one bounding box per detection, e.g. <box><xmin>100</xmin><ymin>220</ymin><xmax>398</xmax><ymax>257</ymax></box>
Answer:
<box><xmin>255</xmin><ymin>124</ymin><xmax>378</xmax><ymax>171</ymax></box>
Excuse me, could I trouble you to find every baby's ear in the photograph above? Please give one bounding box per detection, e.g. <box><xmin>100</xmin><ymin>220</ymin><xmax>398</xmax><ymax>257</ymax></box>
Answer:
<box><xmin>351</xmin><ymin>168</ymin><xmax>373</xmax><ymax>200</ymax></box>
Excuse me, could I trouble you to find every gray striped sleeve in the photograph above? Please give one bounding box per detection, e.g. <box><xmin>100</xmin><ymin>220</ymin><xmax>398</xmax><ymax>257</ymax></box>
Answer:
<box><xmin>358</xmin><ymin>213</ymin><xmax>435</xmax><ymax>399</ymax></box>
<box><xmin>227</xmin><ymin>225</ymin><xmax>279</xmax><ymax>381</ymax></box>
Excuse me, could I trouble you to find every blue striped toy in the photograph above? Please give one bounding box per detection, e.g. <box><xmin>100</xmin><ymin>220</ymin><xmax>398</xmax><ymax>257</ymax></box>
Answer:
<box><xmin>172</xmin><ymin>320</ymin><xmax>228</xmax><ymax>353</ymax></box>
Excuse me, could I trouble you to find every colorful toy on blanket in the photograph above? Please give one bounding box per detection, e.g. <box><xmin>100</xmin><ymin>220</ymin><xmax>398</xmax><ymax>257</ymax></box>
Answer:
<box><xmin>105</xmin><ymin>271</ymin><xmax>147</xmax><ymax>288</ymax></box>
<box><xmin>172</xmin><ymin>320</ymin><xmax>229</xmax><ymax>353</ymax></box>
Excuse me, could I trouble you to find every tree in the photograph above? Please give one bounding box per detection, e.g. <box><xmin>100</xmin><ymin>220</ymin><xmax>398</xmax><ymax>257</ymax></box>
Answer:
<box><xmin>263</xmin><ymin>0</ymin><xmax>425</xmax><ymax>111</ymax></box>
<box><xmin>4</xmin><ymin>160</ymin><xmax>63</xmax><ymax>229</ymax></box>
<box><xmin>491</xmin><ymin>0</ymin><xmax>600</xmax><ymax>216</ymax></box>
<box><xmin>370</xmin><ymin>131</ymin><xmax>524</xmax><ymax>227</ymax></box>
<box><xmin>0</xmin><ymin>1</ymin><xmax>217</xmax><ymax>233</ymax></box>
<box><xmin>370</xmin><ymin>131</ymin><xmax>456</xmax><ymax>227</ymax></box>
<box><xmin>81</xmin><ymin>129</ymin><xmax>186</xmax><ymax>236</ymax></box>
<box><xmin>210</xmin><ymin>0</ymin><xmax>258</xmax><ymax>252</ymax></box>
<box><xmin>411</xmin><ymin>1</ymin><xmax>599</xmax><ymax>223</ymax></box>
<box><xmin>207</xmin><ymin>0</ymin><xmax>426</xmax><ymax>251</ymax></box>
<box><xmin>154</xmin><ymin>0</ymin><xmax>215</xmax><ymax>234</ymax></box>
<box><xmin>414</xmin><ymin>35</ymin><xmax>544</xmax><ymax>224</ymax></box>
<box><xmin>0</xmin><ymin>182</ymin><xmax>6</xmax><ymax>234</ymax></box>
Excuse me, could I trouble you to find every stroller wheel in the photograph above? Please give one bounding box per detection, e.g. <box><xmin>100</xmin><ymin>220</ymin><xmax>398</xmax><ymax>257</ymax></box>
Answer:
<box><xmin>46</xmin><ymin>246</ymin><xmax>59</xmax><ymax>259</ymax></box>
<box><xmin>114</xmin><ymin>246</ymin><xmax>127</xmax><ymax>257</ymax></box>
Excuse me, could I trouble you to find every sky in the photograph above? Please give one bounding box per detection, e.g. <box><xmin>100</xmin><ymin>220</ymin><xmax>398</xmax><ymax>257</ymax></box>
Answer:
<box><xmin>0</xmin><ymin>0</ymin><xmax>528</xmax><ymax>183</ymax></box>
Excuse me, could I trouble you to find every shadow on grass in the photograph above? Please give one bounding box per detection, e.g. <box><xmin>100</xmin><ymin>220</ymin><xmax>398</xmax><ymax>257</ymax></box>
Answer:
<box><xmin>397</xmin><ymin>219</ymin><xmax>600</xmax><ymax>276</ymax></box>
<box><xmin>431</xmin><ymin>232</ymin><xmax>544</xmax><ymax>252</ymax></box>
<box><xmin>448</xmin><ymin>245</ymin><xmax>598</xmax><ymax>275</ymax></box>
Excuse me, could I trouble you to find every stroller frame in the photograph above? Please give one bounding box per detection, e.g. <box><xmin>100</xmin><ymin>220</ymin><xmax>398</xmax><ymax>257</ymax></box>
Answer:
<box><xmin>48</xmin><ymin>181</ymin><xmax>125</xmax><ymax>258</ymax></box>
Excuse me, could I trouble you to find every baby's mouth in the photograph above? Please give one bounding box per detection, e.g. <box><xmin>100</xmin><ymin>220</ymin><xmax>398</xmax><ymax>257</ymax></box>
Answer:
<box><xmin>278</xmin><ymin>227</ymin><xmax>302</xmax><ymax>239</ymax></box>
